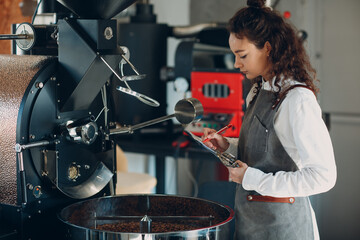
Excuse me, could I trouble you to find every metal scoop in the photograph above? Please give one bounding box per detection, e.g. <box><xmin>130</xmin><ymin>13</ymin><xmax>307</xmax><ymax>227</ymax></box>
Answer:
<box><xmin>109</xmin><ymin>98</ymin><xmax>203</xmax><ymax>135</ymax></box>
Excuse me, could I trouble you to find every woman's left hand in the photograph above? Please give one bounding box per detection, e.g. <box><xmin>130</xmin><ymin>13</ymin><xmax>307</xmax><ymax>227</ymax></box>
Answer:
<box><xmin>228</xmin><ymin>160</ymin><xmax>249</xmax><ymax>184</ymax></box>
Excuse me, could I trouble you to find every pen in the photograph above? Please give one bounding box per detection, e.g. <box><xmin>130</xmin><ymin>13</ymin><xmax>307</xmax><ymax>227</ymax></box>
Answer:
<box><xmin>202</xmin><ymin>124</ymin><xmax>233</xmax><ymax>143</ymax></box>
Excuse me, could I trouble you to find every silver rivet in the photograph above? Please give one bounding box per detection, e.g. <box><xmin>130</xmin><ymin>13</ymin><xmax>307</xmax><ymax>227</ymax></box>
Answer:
<box><xmin>265</xmin><ymin>129</ymin><xmax>268</xmax><ymax>132</ymax></box>
<box><xmin>104</xmin><ymin>27</ymin><xmax>113</xmax><ymax>40</ymax></box>
<box><xmin>35</xmin><ymin>82</ymin><xmax>44</xmax><ymax>89</ymax></box>
<box><xmin>248</xmin><ymin>195</ymin><xmax>253</xmax><ymax>201</ymax></box>
<box><xmin>289</xmin><ymin>198</ymin><xmax>294</xmax><ymax>203</ymax></box>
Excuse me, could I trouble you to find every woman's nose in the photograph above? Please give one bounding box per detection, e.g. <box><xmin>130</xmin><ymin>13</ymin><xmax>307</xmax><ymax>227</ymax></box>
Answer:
<box><xmin>234</xmin><ymin>59</ymin><xmax>243</xmax><ymax>69</ymax></box>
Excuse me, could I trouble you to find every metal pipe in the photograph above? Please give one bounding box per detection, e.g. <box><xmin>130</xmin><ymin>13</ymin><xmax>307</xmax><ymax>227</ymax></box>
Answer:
<box><xmin>110</xmin><ymin>114</ymin><xmax>175</xmax><ymax>135</ymax></box>
<box><xmin>15</xmin><ymin>140</ymin><xmax>52</xmax><ymax>152</ymax></box>
<box><xmin>17</xmin><ymin>151</ymin><xmax>27</xmax><ymax>204</ymax></box>
<box><xmin>120</xmin><ymin>54</ymin><xmax>140</xmax><ymax>76</ymax></box>
<box><xmin>131</xmin><ymin>113</ymin><xmax>175</xmax><ymax>131</ymax></box>
<box><xmin>0</xmin><ymin>34</ymin><xmax>29</xmax><ymax>40</ymax></box>
<box><xmin>99</xmin><ymin>55</ymin><xmax>124</xmax><ymax>81</ymax></box>
<box><xmin>109</xmin><ymin>98</ymin><xmax>203</xmax><ymax>135</ymax></box>
<box><xmin>15</xmin><ymin>140</ymin><xmax>54</xmax><ymax>152</ymax></box>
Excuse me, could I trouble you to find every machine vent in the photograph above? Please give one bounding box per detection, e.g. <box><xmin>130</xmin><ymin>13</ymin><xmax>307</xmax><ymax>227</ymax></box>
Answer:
<box><xmin>202</xmin><ymin>83</ymin><xmax>230</xmax><ymax>98</ymax></box>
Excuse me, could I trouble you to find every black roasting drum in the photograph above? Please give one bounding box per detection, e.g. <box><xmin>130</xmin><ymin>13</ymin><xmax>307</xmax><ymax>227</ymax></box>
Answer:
<box><xmin>58</xmin><ymin>195</ymin><xmax>234</xmax><ymax>239</ymax></box>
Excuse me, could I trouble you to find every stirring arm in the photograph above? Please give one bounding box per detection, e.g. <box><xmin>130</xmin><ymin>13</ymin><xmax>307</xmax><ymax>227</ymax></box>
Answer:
<box><xmin>109</xmin><ymin>114</ymin><xmax>175</xmax><ymax>135</ymax></box>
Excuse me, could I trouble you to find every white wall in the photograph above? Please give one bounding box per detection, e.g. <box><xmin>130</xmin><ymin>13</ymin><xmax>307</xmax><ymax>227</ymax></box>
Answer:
<box><xmin>314</xmin><ymin>1</ymin><xmax>360</xmax><ymax>239</ymax></box>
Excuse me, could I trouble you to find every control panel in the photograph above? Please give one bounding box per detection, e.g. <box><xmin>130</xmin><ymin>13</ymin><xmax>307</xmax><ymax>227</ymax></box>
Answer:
<box><xmin>188</xmin><ymin>71</ymin><xmax>245</xmax><ymax>137</ymax></box>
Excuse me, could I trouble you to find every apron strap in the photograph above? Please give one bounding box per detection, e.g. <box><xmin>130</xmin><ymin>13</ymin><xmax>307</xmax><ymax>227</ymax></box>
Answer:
<box><xmin>247</xmin><ymin>195</ymin><xmax>295</xmax><ymax>204</ymax></box>
<box><xmin>272</xmin><ymin>84</ymin><xmax>316</xmax><ymax>110</ymax></box>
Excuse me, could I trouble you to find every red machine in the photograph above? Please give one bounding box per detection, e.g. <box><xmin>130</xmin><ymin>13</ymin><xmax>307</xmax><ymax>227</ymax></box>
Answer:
<box><xmin>188</xmin><ymin>71</ymin><xmax>245</xmax><ymax>138</ymax></box>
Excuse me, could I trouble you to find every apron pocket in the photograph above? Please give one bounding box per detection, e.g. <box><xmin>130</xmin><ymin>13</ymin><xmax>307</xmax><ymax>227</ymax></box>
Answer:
<box><xmin>246</xmin><ymin>114</ymin><xmax>269</xmax><ymax>152</ymax></box>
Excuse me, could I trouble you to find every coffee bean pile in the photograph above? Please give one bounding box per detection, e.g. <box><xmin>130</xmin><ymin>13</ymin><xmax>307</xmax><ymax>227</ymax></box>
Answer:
<box><xmin>64</xmin><ymin>195</ymin><xmax>231</xmax><ymax>234</ymax></box>
<box><xmin>96</xmin><ymin>219</ymin><xmax>210</xmax><ymax>233</ymax></box>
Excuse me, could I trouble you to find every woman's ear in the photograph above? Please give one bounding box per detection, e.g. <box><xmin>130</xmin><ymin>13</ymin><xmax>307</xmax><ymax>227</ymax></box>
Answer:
<box><xmin>265</xmin><ymin>41</ymin><xmax>272</xmax><ymax>56</ymax></box>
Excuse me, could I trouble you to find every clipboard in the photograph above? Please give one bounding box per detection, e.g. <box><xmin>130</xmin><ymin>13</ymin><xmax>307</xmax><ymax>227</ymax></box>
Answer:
<box><xmin>184</xmin><ymin>130</ymin><xmax>239</xmax><ymax>168</ymax></box>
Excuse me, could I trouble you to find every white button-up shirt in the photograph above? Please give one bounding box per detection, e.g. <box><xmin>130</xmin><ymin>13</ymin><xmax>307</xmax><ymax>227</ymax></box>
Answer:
<box><xmin>225</xmin><ymin>79</ymin><xmax>337</xmax><ymax>240</ymax></box>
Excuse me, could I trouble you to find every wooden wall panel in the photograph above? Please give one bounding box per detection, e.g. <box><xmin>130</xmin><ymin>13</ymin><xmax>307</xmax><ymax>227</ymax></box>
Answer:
<box><xmin>0</xmin><ymin>0</ymin><xmax>32</xmax><ymax>54</ymax></box>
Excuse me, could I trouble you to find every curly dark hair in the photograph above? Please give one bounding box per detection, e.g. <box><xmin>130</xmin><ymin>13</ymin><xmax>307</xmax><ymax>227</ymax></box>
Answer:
<box><xmin>228</xmin><ymin>0</ymin><xmax>318</xmax><ymax>95</ymax></box>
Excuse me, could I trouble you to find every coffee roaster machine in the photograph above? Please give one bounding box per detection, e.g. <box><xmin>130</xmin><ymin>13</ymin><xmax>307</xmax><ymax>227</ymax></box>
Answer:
<box><xmin>0</xmin><ymin>0</ymin><xmax>235</xmax><ymax>239</ymax></box>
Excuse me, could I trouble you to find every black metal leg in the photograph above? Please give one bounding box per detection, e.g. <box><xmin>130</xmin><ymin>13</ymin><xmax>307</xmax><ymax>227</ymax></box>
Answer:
<box><xmin>155</xmin><ymin>156</ymin><xmax>165</xmax><ymax>194</ymax></box>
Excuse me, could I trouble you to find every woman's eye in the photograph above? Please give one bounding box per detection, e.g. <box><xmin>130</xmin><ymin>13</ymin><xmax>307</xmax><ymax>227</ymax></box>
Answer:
<box><xmin>240</xmin><ymin>54</ymin><xmax>247</xmax><ymax>59</ymax></box>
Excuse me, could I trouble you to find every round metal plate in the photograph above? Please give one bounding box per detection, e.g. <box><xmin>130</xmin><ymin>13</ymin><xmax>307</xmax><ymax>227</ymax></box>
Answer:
<box><xmin>15</xmin><ymin>22</ymin><xmax>36</xmax><ymax>51</ymax></box>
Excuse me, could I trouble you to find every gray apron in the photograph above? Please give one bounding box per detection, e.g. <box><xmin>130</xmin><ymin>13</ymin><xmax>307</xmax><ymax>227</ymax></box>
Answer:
<box><xmin>234</xmin><ymin>87</ymin><xmax>314</xmax><ymax>240</ymax></box>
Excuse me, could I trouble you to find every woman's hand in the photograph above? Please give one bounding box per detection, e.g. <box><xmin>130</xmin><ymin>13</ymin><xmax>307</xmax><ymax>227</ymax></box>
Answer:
<box><xmin>228</xmin><ymin>160</ymin><xmax>248</xmax><ymax>184</ymax></box>
<box><xmin>201</xmin><ymin>128</ymin><xmax>230</xmax><ymax>152</ymax></box>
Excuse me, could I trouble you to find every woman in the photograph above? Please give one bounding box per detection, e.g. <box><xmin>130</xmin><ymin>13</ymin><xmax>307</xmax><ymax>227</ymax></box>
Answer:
<box><xmin>202</xmin><ymin>0</ymin><xmax>337</xmax><ymax>239</ymax></box>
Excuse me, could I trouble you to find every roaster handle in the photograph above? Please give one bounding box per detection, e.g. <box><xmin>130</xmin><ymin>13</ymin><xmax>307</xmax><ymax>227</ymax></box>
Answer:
<box><xmin>15</xmin><ymin>139</ymin><xmax>59</xmax><ymax>204</ymax></box>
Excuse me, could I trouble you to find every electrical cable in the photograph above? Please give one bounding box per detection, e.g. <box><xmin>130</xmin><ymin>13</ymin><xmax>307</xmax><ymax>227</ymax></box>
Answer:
<box><xmin>31</xmin><ymin>0</ymin><xmax>43</xmax><ymax>24</ymax></box>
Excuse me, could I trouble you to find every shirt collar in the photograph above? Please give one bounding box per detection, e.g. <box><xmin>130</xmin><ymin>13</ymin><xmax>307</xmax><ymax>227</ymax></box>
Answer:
<box><xmin>261</xmin><ymin>76</ymin><xmax>301</xmax><ymax>92</ymax></box>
